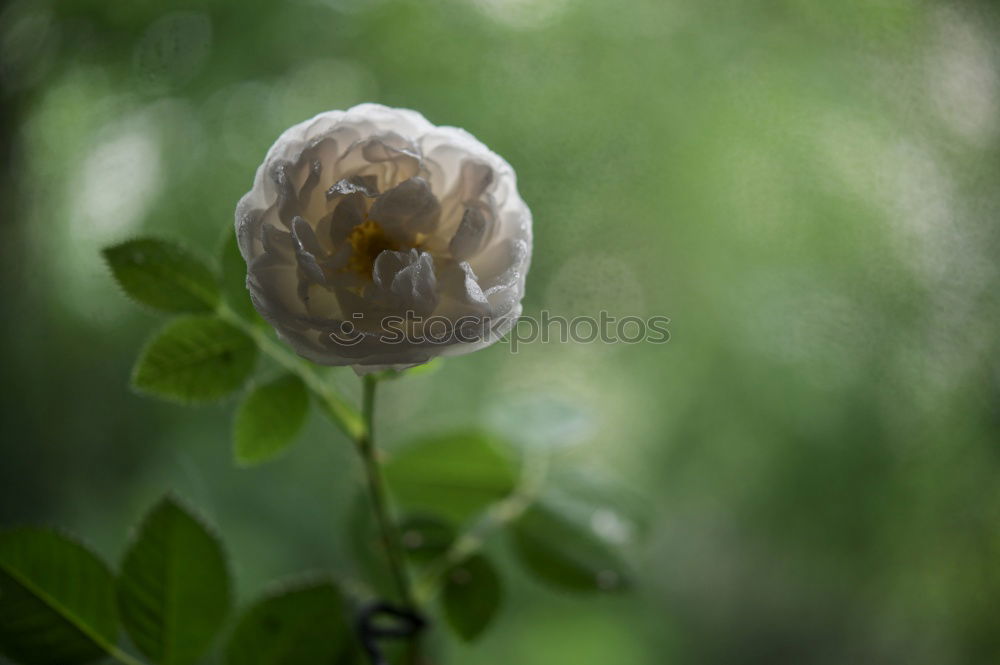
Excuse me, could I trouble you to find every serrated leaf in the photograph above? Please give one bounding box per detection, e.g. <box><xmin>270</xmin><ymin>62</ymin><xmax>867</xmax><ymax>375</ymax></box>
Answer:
<box><xmin>0</xmin><ymin>528</ymin><xmax>118</xmax><ymax>665</ymax></box>
<box><xmin>103</xmin><ymin>239</ymin><xmax>219</xmax><ymax>313</ymax></box>
<box><xmin>441</xmin><ymin>554</ymin><xmax>502</xmax><ymax>642</ymax></box>
<box><xmin>117</xmin><ymin>497</ymin><xmax>230</xmax><ymax>665</ymax></box>
<box><xmin>511</xmin><ymin>503</ymin><xmax>629</xmax><ymax>592</ymax></box>
<box><xmin>233</xmin><ymin>374</ymin><xmax>309</xmax><ymax>467</ymax></box>
<box><xmin>218</xmin><ymin>233</ymin><xmax>258</xmax><ymax>321</ymax></box>
<box><xmin>226</xmin><ymin>582</ymin><xmax>350</xmax><ymax>665</ymax></box>
<box><xmin>384</xmin><ymin>431</ymin><xmax>518</xmax><ymax>524</ymax></box>
<box><xmin>131</xmin><ymin>316</ymin><xmax>257</xmax><ymax>403</ymax></box>
<box><xmin>398</xmin><ymin>515</ymin><xmax>456</xmax><ymax>564</ymax></box>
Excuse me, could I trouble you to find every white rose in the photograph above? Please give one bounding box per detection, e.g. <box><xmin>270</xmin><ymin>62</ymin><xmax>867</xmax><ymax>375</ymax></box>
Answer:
<box><xmin>235</xmin><ymin>103</ymin><xmax>532</xmax><ymax>372</ymax></box>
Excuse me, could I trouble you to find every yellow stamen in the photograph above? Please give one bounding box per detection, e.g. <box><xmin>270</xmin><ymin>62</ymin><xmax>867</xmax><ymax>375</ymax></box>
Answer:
<box><xmin>344</xmin><ymin>218</ymin><xmax>400</xmax><ymax>278</ymax></box>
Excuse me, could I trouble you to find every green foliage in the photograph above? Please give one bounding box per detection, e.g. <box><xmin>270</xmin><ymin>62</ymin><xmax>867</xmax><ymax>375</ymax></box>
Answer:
<box><xmin>131</xmin><ymin>316</ymin><xmax>257</xmax><ymax>403</ymax></box>
<box><xmin>11</xmin><ymin>0</ymin><xmax>1000</xmax><ymax>660</ymax></box>
<box><xmin>217</xmin><ymin>234</ymin><xmax>258</xmax><ymax>322</ymax></box>
<box><xmin>511</xmin><ymin>503</ymin><xmax>628</xmax><ymax>593</ymax></box>
<box><xmin>398</xmin><ymin>515</ymin><xmax>456</xmax><ymax>564</ymax></box>
<box><xmin>225</xmin><ymin>581</ymin><xmax>352</xmax><ymax>665</ymax></box>
<box><xmin>375</xmin><ymin>358</ymin><xmax>443</xmax><ymax>381</ymax></box>
<box><xmin>346</xmin><ymin>494</ymin><xmax>395</xmax><ymax>600</ymax></box>
<box><xmin>441</xmin><ymin>554</ymin><xmax>502</xmax><ymax>642</ymax></box>
<box><xmin>103</xmin><ymin>239</ymin><xmax>219</xmax><ymax>313</ymax></box>
<box><xmin>0</xmin><ymin>529</ymin><xmax>118</xmax><ymax>665</ymax></box>
<box><xmin>312</xmin><ymin>393</ymin><xmax>365</xmax><ymax>441</ymax></box>
<box><xmin>233</xmin><ymin>374</ymin><xmax>309</xmax><ymax>466</ymax></box>
<box><xmin>117</xmin><ymin>498</ymin><xmax>231</xmax><ymax>665</ymax></box>
<box><xmin>384</xmin><ymin>431</ymin><xmax>518</xmax><ymax>523</ymax></box>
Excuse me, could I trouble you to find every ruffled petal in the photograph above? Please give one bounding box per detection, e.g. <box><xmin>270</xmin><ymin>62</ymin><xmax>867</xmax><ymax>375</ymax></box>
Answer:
<box><xmin>291</xmin><ymin>216</ymin><xmax>329</xmax><ymax>285</ymax></box>
<box><xmin>235</xmin><ymin>104</ymin><xmax>531</xmax><ymax>368</ymax></box>
<box><xmin>372</xmin><ymin>249</ymin><xmax>439</xmax><ymax>317</ymax></box>
<box><xmin>449</xmin><ymin>206</ymin><xmax>494</xmax><ymax>260</ymax></box>
<box><xmin>369</xmin><ymin>177</ymin><xmax>441</xmax><ymax>241</ymax></box>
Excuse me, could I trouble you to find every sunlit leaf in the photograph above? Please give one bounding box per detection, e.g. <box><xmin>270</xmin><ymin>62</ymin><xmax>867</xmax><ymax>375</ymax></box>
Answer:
<box><xmin>131</xmin><ymin>315</ymin><xmax>257</xmax><ymax>403</ymax></box>
<box><xmin>225</xmin><ymin>581</ymin><xmax>351</xmax><ymax>665</ymax></box>
<box><xmin>103</xmin><ymin>238</ymin><xmax>219</xmax><ymax>313</ymax></box>
<box><xmin>510</xmin><ymin>503</ymin><xmax>628</xmax><ymax>592</ymax></box>
<box><xmin>117</xmin><ymin>497</ymin><xmax>230</xmax><ymax>665</ymax></box>
<box><xmin>0</xmin><ymin>528</ymin><xmax>118</xmax><ymax>665</ymax></box>
<box><xmin>441</xmin><ymin>554</ymin><xmax>502</xmax><ymax>642</ymax></box>
<box><xmin>233</xmin><ymin>374</ymin><xmax>309</xmax><ymax>466</ymax></box>
<box><xmin>384</xmin><ymin>431</ymin><xmax>518</xmax><ymax>524</ymax></box>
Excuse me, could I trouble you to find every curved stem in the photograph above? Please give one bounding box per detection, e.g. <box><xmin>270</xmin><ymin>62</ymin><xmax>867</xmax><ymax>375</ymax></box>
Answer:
<box><xmin>216</xmin><ymin>303</ymin><xmax>363</xmax><ymax>439</ymax></box>
<box><xmin>414</xmin><ymin>447</ymin><xmax>549</xmax><ymax>604</ymax></box>
<box><xmin>108</xmin><ymin>646</ymin><xmax>149</xmax><ymax>665</ymax></box>
<box><xmin>218</xmin><ymin>304</ymin><xmax>420</xmax><ymax>660</ymax></box>
<box><xmin>358</xmin><ymin>374</ymin><xmax>415</xmax><ymax>609</ymax></box>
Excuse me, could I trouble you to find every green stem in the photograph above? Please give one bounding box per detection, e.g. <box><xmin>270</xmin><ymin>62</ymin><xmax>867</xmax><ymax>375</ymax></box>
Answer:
<box><xmin>108</xmin><ymin>646</ymin><xmax>149</xmax><ymax>665</ymax></box>
<box><xmin>220</xmin><ymin>304</ymin><xmax>421</xmax><ymax>657</ymax></box>
<box><xmin>358</xmin><ymin>374</ymin><xmax>415</xmax><ymax>609</ymax></box>
<box><xmin>414</xmin><ymin>448</ymin><xmax>548</xmax><ymax>604</ymax></box>
<box><xmin>216</xmin><ymin>304</ymin><xmax>363</xmax><ymax>439</ymax></box>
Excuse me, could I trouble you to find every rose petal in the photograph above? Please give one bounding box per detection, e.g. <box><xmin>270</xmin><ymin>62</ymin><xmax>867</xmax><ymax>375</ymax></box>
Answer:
<box><xmin>291</xmin><ymin>216</ymin><xmax>329</xmax><ymax>284</ymax></box>
<box><xmin>449</xmin><ymin>206</ymin><xmax>494</xmax><ymax>261</ymax></box>
<box><xmin>371</xmin><ymin>249</ymin><xmax>439</xmax><ymax>317</ymax></box>
<box><xmin>325</xmin><ymin>175</ymin><xmax>379</xmax><ymax>200</ymax></box>
<box><xmin>272</xmin><ymin>161</ymin><xmax>301</xmax><ymax>228</ymax></box>
<box><xmin>235</xmin><ymin>104</ymin><xmax>531</xmax><ymax>369</ymax></box>
<box><xmin>369</xmin><ymin>177</ymin><xmax>440</xmax><ymax>240</ymax></box>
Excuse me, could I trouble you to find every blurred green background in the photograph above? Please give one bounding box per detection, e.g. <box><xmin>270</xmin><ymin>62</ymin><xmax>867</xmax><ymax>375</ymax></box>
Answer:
<box><xmin>3</xmin><ymin>0</ymin><xmax>1000</xmax><ymax>663</ymax></box>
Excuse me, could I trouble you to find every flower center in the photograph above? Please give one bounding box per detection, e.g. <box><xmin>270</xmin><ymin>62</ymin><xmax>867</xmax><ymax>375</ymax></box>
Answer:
<box><xmin>344</xmin><ymin>217</ymin><xmax>401</xmax><ymax>278</ymax></box>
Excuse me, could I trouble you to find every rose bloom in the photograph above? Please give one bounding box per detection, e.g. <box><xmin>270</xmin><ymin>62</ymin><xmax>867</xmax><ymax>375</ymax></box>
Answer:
<box><xmin>235</xmin><ymin>104</ymin><xmax>532</xmax><ymax>372</ymax></box>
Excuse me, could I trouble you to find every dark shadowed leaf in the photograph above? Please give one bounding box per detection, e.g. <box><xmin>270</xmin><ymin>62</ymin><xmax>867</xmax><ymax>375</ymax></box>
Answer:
<box><xmin>131</xmin><ymin>315</ymin><xmax>257</xmax><ymax>403</ymax></box>
<box><xmin>384</xmin><ymin>431</ymin><xmax>517</xmax><ymax>523</ymax></box>
<box><xmin>233</xmin><ymin>373</ymin><xmax>309</xmax><ymax>466</ymax></box>
<box><xmin>225</xmin><ymin>581</ymin><xmax>351</xmax><ymax>665</ymax></box>
<box><xmin>117</xmin><ymin>497</ymin><xmax>230</xmax><ymax>665</ymax></box>
<box><xmin>510</xmin><ymin>503</ymin><xmax>628</xmax><ymax>592</ymax></box>
<box><xmin>0</xmin><ymin>528</ymin><xmax>118</xmax><ymax>665</ymax></box>
<box><xmin>103</xmin><ymin>238</ymin><xmax>219</xmax><ymax>313</ymax></box>
<box><xmin>398</xmin><ymin>515</ymin><xmax>456</xmax><ymax>564</ymax></box>
<box><xmin>441</xmin><ymin>554</ymin><xmax>502</xmax><ymax>642</ymax></box>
